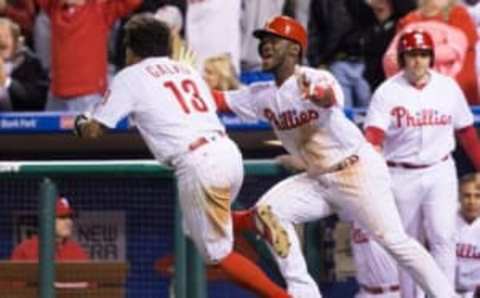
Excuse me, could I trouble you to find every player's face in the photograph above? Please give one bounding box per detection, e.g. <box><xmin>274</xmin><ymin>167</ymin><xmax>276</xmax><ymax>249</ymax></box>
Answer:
<box><xmin>403</xmin><ymin>50</ymin><xmax>432</xmax><ymax>82</ymax></box>
<box><xmin>460</xmin><ymin>181</ymin><xmax>480</xmax><ymax>223</ymax></box>
<box><xmin>56</xmin><ymin>216</ymin><xmax>73</xmax><ymax>239</ymax></box>
<box><xmin>258</xmin><ymin>35</ymin><xmax>291</xmax><ymax>72</ymax></box>
<box><xmin>203</xmin><ymin>64</ymin><xmax>220</xmax><ymax>89</ymax></box>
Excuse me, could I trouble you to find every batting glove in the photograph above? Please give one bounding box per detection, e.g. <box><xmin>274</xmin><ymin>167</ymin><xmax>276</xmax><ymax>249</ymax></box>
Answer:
<box><xmin>73</xmin><ymin>113</ymin><xmax>89</xmax><ymax>138</ymax></box>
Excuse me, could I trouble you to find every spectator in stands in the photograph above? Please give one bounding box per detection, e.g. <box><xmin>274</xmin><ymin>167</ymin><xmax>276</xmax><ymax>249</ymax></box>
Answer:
<box><xmin>0</xmin><ymin>17</ymin><xmax>48</xmax><ymax>111</ymax></box>
<box><xmin>307</xmin><ymin>0</ymin><xmax>373</xmax><ymax>107</ymax></box>
<box><xmin>186</xmin><ymin>0</ymin><xmax>241</xmax><ymax>73</ymax></box>
<box><xmin>154</xmin><ymin>5</ymin><xmax>185</xmax><ymax>62</ymax></box>
<box><xmin>11</xmin><ymin>197</ymin><xmax>89</xmax><ymax>261</ymax></box>
<box><xmin>363</xmin><ymin>0</ymin><xmax>416</xmax><ymax>91</ymax></box>
<box><xmin>33</xmin><ymin>9</ymin><xmax>50</xmax><ymax>73</ymax></box>
<box><xmin>0</xmin><ymin>0</ymin><xmax>35</xmax><ymax>46</ymax></box>
<box><xmin>203</xmin><ymin>54</ymin><xmax>240</xmax><ymax>91</ymax></box>
<box><xmin>240</xmin><ymin>0</ymin><xmax>294</xmax><ymax>71</ymax></box>
<box><xmin>38</xmin><ymin>0</ymin><xmax>141</xmax><ymax>112</ymax></box>
<box><xmin>383</xmin><ymin>0</ymin><xmax>479</xmax><ymax>105</ymax></box>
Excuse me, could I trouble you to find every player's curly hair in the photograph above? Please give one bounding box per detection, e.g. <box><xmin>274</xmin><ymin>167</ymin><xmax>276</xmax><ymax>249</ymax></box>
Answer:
<box><xmin>124</xmin><ymin>13</ymin><xmax>171</xmax><ymax>58</ymax></box>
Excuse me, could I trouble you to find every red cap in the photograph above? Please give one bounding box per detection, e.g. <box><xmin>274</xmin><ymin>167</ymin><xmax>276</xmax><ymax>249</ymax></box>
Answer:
<box><xmin>253</xmin><ymin>16</ymin><xmax>307</xmax><ymax>51</ymax></box>
<box><xmin>56</xmin><ymin>197</ymin><xmax>74</xmax><ymax>217</ymax></box>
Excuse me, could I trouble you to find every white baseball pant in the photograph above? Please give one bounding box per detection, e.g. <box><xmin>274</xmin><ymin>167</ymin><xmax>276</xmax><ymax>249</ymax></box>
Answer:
<box><xmin>389</xmin><ymin>158</ymin><xmax>458</xmax><ymax>298</ymax></box>
<box><xmin>256</xmin><ymin>143</ymin><xmax>457</xmax><ymax>298</ymax></box>
<box><xmin>173</xmin><ymin>136</ymin><xmax>244</xmax><ymax>264</ymax></box>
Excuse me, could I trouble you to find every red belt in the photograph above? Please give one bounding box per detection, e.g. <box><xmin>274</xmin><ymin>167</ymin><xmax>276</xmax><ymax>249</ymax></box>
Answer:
<box><xmin>386</xmin><ymin>155</ymin><xmax>448</xmax><ymax>170</ymax></box>
<box><xmin>188</xmin><ymin>132</ymin><xmax>226</xmax><ymax>152</ymax></box>
<box><xmin>360</xmin><ymin>284</ymin><xmax>400</xmax><ymax>294</ymax></box>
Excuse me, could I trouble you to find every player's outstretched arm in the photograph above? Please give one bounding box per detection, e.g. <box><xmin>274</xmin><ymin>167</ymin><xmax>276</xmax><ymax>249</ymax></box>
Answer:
<box><xmin>73</xmin><ymin>114</ymin><xmax>106</xmax><ymax>140</ymax></box>
<box><xmin>296</xmin><ymin>71</ymin><xmax>336</xmax><ymax>108</ymax></box>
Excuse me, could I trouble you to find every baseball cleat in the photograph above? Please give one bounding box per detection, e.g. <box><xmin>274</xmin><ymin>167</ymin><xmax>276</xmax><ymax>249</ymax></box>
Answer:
<box><xmin>254</xmin><ymin>205</ymin><xmax>291</xmax><ymax>258</ymax></box>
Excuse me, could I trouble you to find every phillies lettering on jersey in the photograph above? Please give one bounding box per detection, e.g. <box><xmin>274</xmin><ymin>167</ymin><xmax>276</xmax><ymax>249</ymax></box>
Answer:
<box><xmin>391</xmin><ymin>107</ymin><xmax>452</xmax><ymax>128</ymax></box>
<box><xmin>263</xmin><ymin>108</ymin><xmax>319</xmax><ymax>130</ymax></box>
<box><xmin>457</xmin><ymin>243</ymin><xmax>480</xmax><ymax>259</ymax></box>
<box><xmin>455</xmin><ymin>215</ymin><xmax>480</xmax><ymax>292</ymax></box>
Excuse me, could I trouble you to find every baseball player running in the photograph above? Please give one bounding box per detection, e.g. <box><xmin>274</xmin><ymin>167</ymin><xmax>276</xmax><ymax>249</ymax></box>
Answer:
<box><xmin>213</xmin><ymin>15</ymin><xmax>458</xmax><ymax>298</ymax></box>
<box><xmin>364</xmin><ymin>29</ymin><xmax>480</xmax><ymax>298</ymax></box>
<box><xmin>73</xmin><ymin>14</ymin><xmax>290</xmax><ymax>298</ymax></box>
<box><xmin>456</xmin><ymin>173</ymin><xmax>480</xmax><ymax>298</ymax></box>
<box><xmin>272</xmin><ymin>153</ymin><xmax>401</xmax><ymax>297</ymax></box>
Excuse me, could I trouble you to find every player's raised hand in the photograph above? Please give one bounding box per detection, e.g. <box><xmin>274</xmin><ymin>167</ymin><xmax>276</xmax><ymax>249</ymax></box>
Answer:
<box><xmin>296</xmin><ymin>69</ymin><xmax>336</xmax><ymax>108</ymax></box>
<box><xmin>173</xmin><ymin>43</ymin><xmax>197</xmax><ymax>67</ymax></box>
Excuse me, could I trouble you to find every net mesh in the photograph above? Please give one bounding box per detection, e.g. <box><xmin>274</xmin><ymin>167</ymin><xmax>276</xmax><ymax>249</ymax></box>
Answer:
<box><xmin>0</xmin><ymin>169</ymin><xmax>288</xmax><ymax>298</ymax></box>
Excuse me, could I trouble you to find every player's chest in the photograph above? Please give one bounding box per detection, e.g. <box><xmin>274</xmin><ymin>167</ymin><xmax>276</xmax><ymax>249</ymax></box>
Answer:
<box><xmin>259</xmin><ymin>89</ymin><xmax>323</xmax><ymax>131</ymax></box>
<box><xmin>387</xmin><ymin>95</ymin><xmax>454</xmax><ymax>130</ymax></box>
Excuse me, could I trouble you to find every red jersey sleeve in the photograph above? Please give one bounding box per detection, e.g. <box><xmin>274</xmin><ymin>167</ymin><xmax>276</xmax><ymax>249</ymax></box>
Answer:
<box><xmin>456</xmin><ymin>125</ymin><xmax>480</xmax><ymax>171</ymax></box>
<box><xmin>364</xmin><ymin>126</ymin><xmax>386</xmax><ymax>147</ymax></box>
<box><xmin>211</xmin><ymin>90</ymin><xmax>232</xmax><ymax>113</ymax></box>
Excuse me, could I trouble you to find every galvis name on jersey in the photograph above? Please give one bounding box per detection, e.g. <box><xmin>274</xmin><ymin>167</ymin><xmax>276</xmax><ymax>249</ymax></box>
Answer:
<box><xmin>263</xmin><ymin>108</ymin><xmax>319</xmax><ymax>130</ymax></box>
<box><xmin>390</xmin><ymin>106</ymin><xmax>452</xmax><ymax>128</ymax></box>
<box><xmin>457</xmin><ymin>243</ymin><xmax>480</xmax><ymax>259</ymax></box>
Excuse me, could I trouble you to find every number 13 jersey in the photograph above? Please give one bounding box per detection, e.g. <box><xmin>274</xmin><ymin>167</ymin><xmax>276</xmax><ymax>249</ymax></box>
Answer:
<box><xmin>92</xmin><ymin>57</ymin><xmax>225</xmax><ymax>164</ymax></box>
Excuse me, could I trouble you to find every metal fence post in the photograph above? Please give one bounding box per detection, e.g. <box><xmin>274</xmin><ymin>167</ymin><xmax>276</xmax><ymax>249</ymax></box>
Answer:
<box><xmin>174</xmin><ymin>179</ymin><xmax>187</xmax><ymax>298</ymax></box>
<box><xmin>187</xmin><ymin>239</ymin><xmax>206</xmax><ymax>298</ymax></box>
<box><xmin>39</xmin><ymin>178</ymin><xmax>57</xmax><ymax>298</ymax></box>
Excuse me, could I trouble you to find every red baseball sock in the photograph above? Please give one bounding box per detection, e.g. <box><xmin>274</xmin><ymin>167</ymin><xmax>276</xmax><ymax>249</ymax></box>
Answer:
<box><xmin>218</xmin><ymin>252</ymin><xmax>289</xmax><ymax>297</ymax></box>
<box><xmin>232</xmin><ymin>209</ymin><xmax>255</xmax><ymax>233</ymax></box>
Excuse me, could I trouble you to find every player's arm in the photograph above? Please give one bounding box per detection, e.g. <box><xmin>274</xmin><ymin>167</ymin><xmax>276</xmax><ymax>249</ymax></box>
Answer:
<box><xmin>275</xmin><ymin>154</ymin><xmax>307</xmax><ymax>172</ymax></box>
<box><xmin>364</xmin><ymin>126</ymin><xmax>385</xmax><ymax>152</ymax></box>
<box><xmin>73</xmin><ymin>114</ymin><xmax>106</xmax><ymax>140</ymax></box>
<box><xmin>211</xmin><ymin>90</ymin><xmax>233</xmax><ymax>113</ymax></box>
<box><xmin>296</xmin><ymin>70</ymin><xmax>337</xmax><ymax>108</ymax></box>
<box><xmin>456</xmin><ymin>125</ymin><xmax>480</xmax><ymax>170</ymax></box>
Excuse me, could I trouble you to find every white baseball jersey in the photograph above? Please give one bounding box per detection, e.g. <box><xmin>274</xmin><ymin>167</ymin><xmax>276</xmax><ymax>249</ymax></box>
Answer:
<box><xmin>351</xmin><ymin>224</ymin><xmax>399</xmax><ymax>289</ymax></box>
<box><xmin>365</xmin><ymin>70</ymin><xmax>473</xmax><ymax>165</ymax></box>
<box><xmin>226</xmin><ymin>65</ymin><xmax>365</xmax><ymax>172</ymax></box>
<box><xmin>456</xmin><ymin>214</ymin><xmax>480</xmax><ymax>293</ymax></box>
<box><xmin>92</xmin><ymin>57</ymin><xmax>225</xmax><ymax>164</ymax></box>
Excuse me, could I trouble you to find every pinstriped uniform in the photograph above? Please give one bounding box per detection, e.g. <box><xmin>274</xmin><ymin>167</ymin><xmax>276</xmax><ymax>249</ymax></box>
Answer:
<box><xmin>225</xmin><ymin>66</ymin><xmax>457</xmax><ymax>298</ymax></box>
<box><xmin>365</xmin><ymin>70</ymin><xmax>474</xmax><ymax>298</ymax></box>
<box><xmin>92</xmin><ymin>57</ymin><xmax>244</xmax><ymax>263</ymax></box>
<box><xmin>350</xmin><ymin>224</ymin><xmax>400</xmax><ymax>298</ymax></box>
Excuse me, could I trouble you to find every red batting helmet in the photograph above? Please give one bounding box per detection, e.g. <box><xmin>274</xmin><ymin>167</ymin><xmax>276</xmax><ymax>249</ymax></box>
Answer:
<box><xmin>397</xmin><ymin>29</ymin><xmax>435</xmax><ymax>67</ymax></box>
<box><xmin>56</xmin><ymin>197</ymin><xmax>74</xmax><ymax>217</ymax></box>
<box><xmin>253</xmin><ymin>16</ymin><xmax>307</xmax><ymax>53</ymax></box>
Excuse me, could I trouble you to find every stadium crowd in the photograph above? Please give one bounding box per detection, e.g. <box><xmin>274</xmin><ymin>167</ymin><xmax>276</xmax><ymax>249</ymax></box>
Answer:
<box><xmin>0</xmin><ymin>0</ymin><xmax>477</xmax><ymax>112</ymax></box>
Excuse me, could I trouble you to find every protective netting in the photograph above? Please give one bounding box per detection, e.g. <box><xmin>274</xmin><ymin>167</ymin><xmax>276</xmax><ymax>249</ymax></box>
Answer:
<box><xmin>0</xmin><ymin>167</ymin><xmax>288</xmax><ymax>298</ymax></box>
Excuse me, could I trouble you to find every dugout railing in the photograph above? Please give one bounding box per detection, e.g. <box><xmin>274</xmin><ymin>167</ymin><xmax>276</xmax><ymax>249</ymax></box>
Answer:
<box><xmin>0</xmin><ymin>160</ymin><xmax>294</xmax><ymax>298</ymax></box>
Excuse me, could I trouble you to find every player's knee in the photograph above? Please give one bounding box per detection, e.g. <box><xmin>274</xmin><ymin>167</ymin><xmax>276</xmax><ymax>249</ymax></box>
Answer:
<box><xmin>202</xmin><ymin>243</ymin><xmax>233</xmax><ymax>265</ymax></box>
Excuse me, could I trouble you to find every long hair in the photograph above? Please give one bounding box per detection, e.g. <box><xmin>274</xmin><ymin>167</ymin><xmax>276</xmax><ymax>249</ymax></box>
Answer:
<box><xmin>203</xmin><ymin>54</ymin><xmax>240</xmax><ymax>91</ymax></box>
